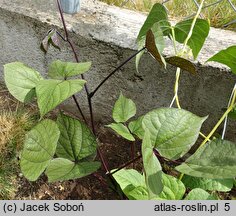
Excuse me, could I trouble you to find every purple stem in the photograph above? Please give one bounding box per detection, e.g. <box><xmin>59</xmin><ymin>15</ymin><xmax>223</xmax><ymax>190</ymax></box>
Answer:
<box><xmin>109</xmin><ymin>155</ymin><xmax>142</xmax><ymax>175</ymax></box>
<box><xmin>89</xmin><ymin>47</ymin><xmax>146</xmax><ymax>99</ymax></box>
<box><xmin>153</xmin><ymin>149</ymin><xmax>182</xmax><ymax>165</ymax></box>
<box><xmin>56</xmin><ymin>0</ymin><xmax>109</xmax><ymax>173</ymax></box>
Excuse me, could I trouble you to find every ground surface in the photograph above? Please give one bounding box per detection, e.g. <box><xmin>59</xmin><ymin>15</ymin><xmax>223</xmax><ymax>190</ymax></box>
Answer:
<box><xmin>14</xmin><ymin>131</ymin><xmax>140</xmax><ymax>200</ymax></box>
<box><xmin>1</xmin><ymin>83</ymin><xmax>236</xmax><ymax>200</ymax></box>
<box><xmin>0</xmin><ymin>83</ymin><xmax>142</xmax><ymax>200</ymax></box>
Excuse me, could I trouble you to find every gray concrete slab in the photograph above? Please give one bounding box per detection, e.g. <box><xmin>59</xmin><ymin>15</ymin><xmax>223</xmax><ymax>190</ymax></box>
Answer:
<box><xmin>0</xmin><ymin>0</ymin><xmax>236</xmax><ymax>140</ymax></box>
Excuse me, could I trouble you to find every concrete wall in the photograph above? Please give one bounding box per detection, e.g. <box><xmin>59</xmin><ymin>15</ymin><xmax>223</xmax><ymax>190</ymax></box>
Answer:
<box><xmin>1</xmin><ymin>0</ymin><xmax>236</xmax><ymax>140</ymax></box>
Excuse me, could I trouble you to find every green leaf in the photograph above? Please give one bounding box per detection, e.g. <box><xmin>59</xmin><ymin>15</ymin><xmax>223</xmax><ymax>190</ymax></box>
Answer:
<box><xmin>145</xmin><ymin>29</ymin><xmax>166</xmax><ymax>68</ymax></box>
<box><xmin>4</xmin><ymin>62</ymin><xmax>43</xmax><ymax>103</ymax></box>
<box><xmin>207</xmin><ymin>46</ymin><xmax>236</xmax><ymax>74</ymax></box>
<box><xmin>127</xmin><ymin>186</ymin><xmax>149</xmax><ymax>200</ymax></box>
<box><xmin>176</xmin><ymin>139</ymin><xmax>236</xmax><ymax>179</ymax></box>
<box><xmin>107</xmin><ymin>123</ymin><xmax>135</xmax><ymax>141</ymax></box>
<box><xmin>56</xmin><ymin>113</ymin><xmax>97</xmax><ymax>161</ymax></box>
<box><xmin>151</xmin><ymin>23</ymin><xmax>166</xmax><ymax>54</ymax></box>
<box><xmin>136</xmin><ymin>24</ymin><xmax>166</xmax><ymax>72</ymax></box>
<box><xmin>128</xmin><ymin>116</ymin><xmax>145</xmax><ymax>139</ymax></box>
<box><xmin>46</xmin><ymin>158</ymin><xmax>100</xmax><ymax>182</ymax></box>
<box><xmin>229</xmin><ymin>107</ymin><xmax>236</xmax><ymax>120</ymax></box>
<box><xmin>142</xmin><ymin>131</ymin><xmax>163</xmax><ymax>199</ymax></box>
<box><xmin>112</xmin><ymin>169</ymin><xmax>145</xmax><ymax>190</ymax></box>
<box><xmin>20</xmin><ymin>119</ymin><xmax>60</xmax><ymax>181</ymax></box>
<box><xmin>112</xmin><ymin>93</ymin><xmax>136</xmax><ymax>123</ymax></box>
<box><xmin>48</xmin><ymin>60</ymin><xmax>92</xmax><ymax>79</ymax></box>
<box><xmin>36</xmin><ymin>79</ymin><xmax>86</xmax><ymax>117</ymax></box>
<box><xmin>165</xmin><ymin>56</ymin><xmax>196</xmax><ymax>74</ymax></box>
<box><xmin>157</xmin><ymin>174</ymin><xmax>186</xmax><ymax>200</ymax></box>
<box><xmin>138</xmin><ymin>3</ymin><xmax>170</xmax><ymax>40</ymax></box>
<box><xmin>174</xmin><ymin>18</ymin><xmax>210</xmax><ymax>59</ymax></box>
<box><xmin>182</xmin><ymin>175</ymin><xmax>234</xmax><ymax>192</ymax></box>
<box><xmin>184</xmin><ymin>188</ymin><xmax>218</xmax><ymax>200</ymax></box>
<box><xmin>142</xmin><ymin>108</ymin><xmax>207</xmax><ymax>160</ymax></box>
<box><xmin>112</xmin><ymin>168</ymin><xmax>148</xmax><ymax>200</ymax></box>
<box><xmin>113</xmin><ymin>169</ymin><xmax>185</xmax><ymax>200</ymax></box>
<box><xmin>136</xmin><ymin>3</ymin><xmax>170</xmax><ymax>72</ymax></box>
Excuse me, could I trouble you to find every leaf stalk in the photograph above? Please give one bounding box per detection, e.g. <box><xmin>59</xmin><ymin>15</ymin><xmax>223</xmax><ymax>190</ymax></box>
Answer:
<box><xmin>89</xmin><ymin>47</ymin><xmax>146</xmax><ymax>98</ymax></box>
<box><xmin>56</xmin><ymin>0</ymin><xmax>110</xmax><ymax>174</ymax></box>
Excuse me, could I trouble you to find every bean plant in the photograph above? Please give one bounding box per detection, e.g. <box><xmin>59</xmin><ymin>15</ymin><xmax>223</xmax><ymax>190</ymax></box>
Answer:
<box><xmin>3</xmin><ymin>0</ymin><xmax>236</xmax><ymax>199</ymax></box>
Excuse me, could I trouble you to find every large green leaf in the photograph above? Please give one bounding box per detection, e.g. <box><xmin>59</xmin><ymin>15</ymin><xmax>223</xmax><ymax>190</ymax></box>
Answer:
<box><xmin>137</xmin><ymin>3</ymin><xmax>170</xmax><ymax>40</ymax></box>
<box><xmin>174</xmin><ymin>19</ymin><xmax>210</xmax><ymax>59</ymax></box>
<box><xmin>48</xmin><ymin>60</ymin><xmax>91</xmax><ymax>79</ymax></box>
<box><xmin>20</xmin><ymin>119</ymin><xmax>60</xmax><ymax>181</ymax></box>
<box><xmin>176</xmin><ymin>139</ymin><xmax>236</xmax><ymax>179</ymax></box>
<box><xmin>45</xmin><ymin>158</ymin><xmax>100</xmax><ymax>182</ymax></box>
<box><xmin>113</xmin><ymin>169</ymin><xmax>185</xmax><ymax>200</ymax></box>
<box><xmin>36</xmin><ymin>79</ymin><xmax>86</xmax><ymax>117</ymax></box>
<box><xmin>142</xmin><ymin>108</ymin><xmax>207</xmax><ymax>160</ymax></box>
<box><xmin>56</xmin><ymin>113</ymin><xmax>97</xmax><ymax>161</ymax></box>
<box><xmin>184</xmin><ymin>188</ymin><xmax>218</xmax><ymax>200</ymax></box>
<box><xmin>107</xmin><ymin>123</ymin><xmax>135</xmax><ymax>141</ymax></box>
<box><xmin>157</xmin><ymin>174</ymin><xmax>185</xmax><ymax>200</ymax></box>
<box><xmin>112</xmin><ymin>93</ymin><xmax>136</xmax><ymax>123</ymax></box>
<box><xmin>207</xmin><ymin>46</ymin><xmax>236</xmax><ymax>74</ymax></box>
<box><xmin>4</xmin><ymin>62</ymin><xmax>43</xmax><ymax>103</ymax></box>
<box><xmin>182</xmin><ymin>175</ymin><xmax>234</xmax><ymax>192</ymax></box>
<box><xmin>128</xmin><ymin>116</ymin><xmax>145</xmax><ymax>139</ymax></box>
<box><xmin>142</xmin><ymin>131</ymin><xmax>163</xmax><ymax>199</ymax></box>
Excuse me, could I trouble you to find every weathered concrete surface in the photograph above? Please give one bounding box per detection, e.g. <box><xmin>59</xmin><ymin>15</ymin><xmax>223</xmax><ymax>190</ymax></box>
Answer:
<box><xmin>1</xmin><ymin>0</ymin><xmax>236</xmax><ymax>140</ymax></box>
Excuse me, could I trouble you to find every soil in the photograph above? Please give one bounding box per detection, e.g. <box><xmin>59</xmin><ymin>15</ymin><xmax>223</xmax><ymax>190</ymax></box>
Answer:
<box><xmin>0</xmin><ymin>83</ymin><xmax>142</xmax><ymax>200</ymax></box>
<box><xmin>15</xmin><ymin>130</ymin><xmax>142</xmax><ymax>200</ymax></box>
<box><xmin>1</xmin><ymin>84</ymin><xmax>236</xmax><ymax>200</ymax></box>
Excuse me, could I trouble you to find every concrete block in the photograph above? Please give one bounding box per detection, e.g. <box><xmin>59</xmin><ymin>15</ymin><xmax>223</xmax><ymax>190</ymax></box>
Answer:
<box><xmin>0</xmin><ymin>0</ymin><xmax>236</xmax><ymax>140</ymax></box>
